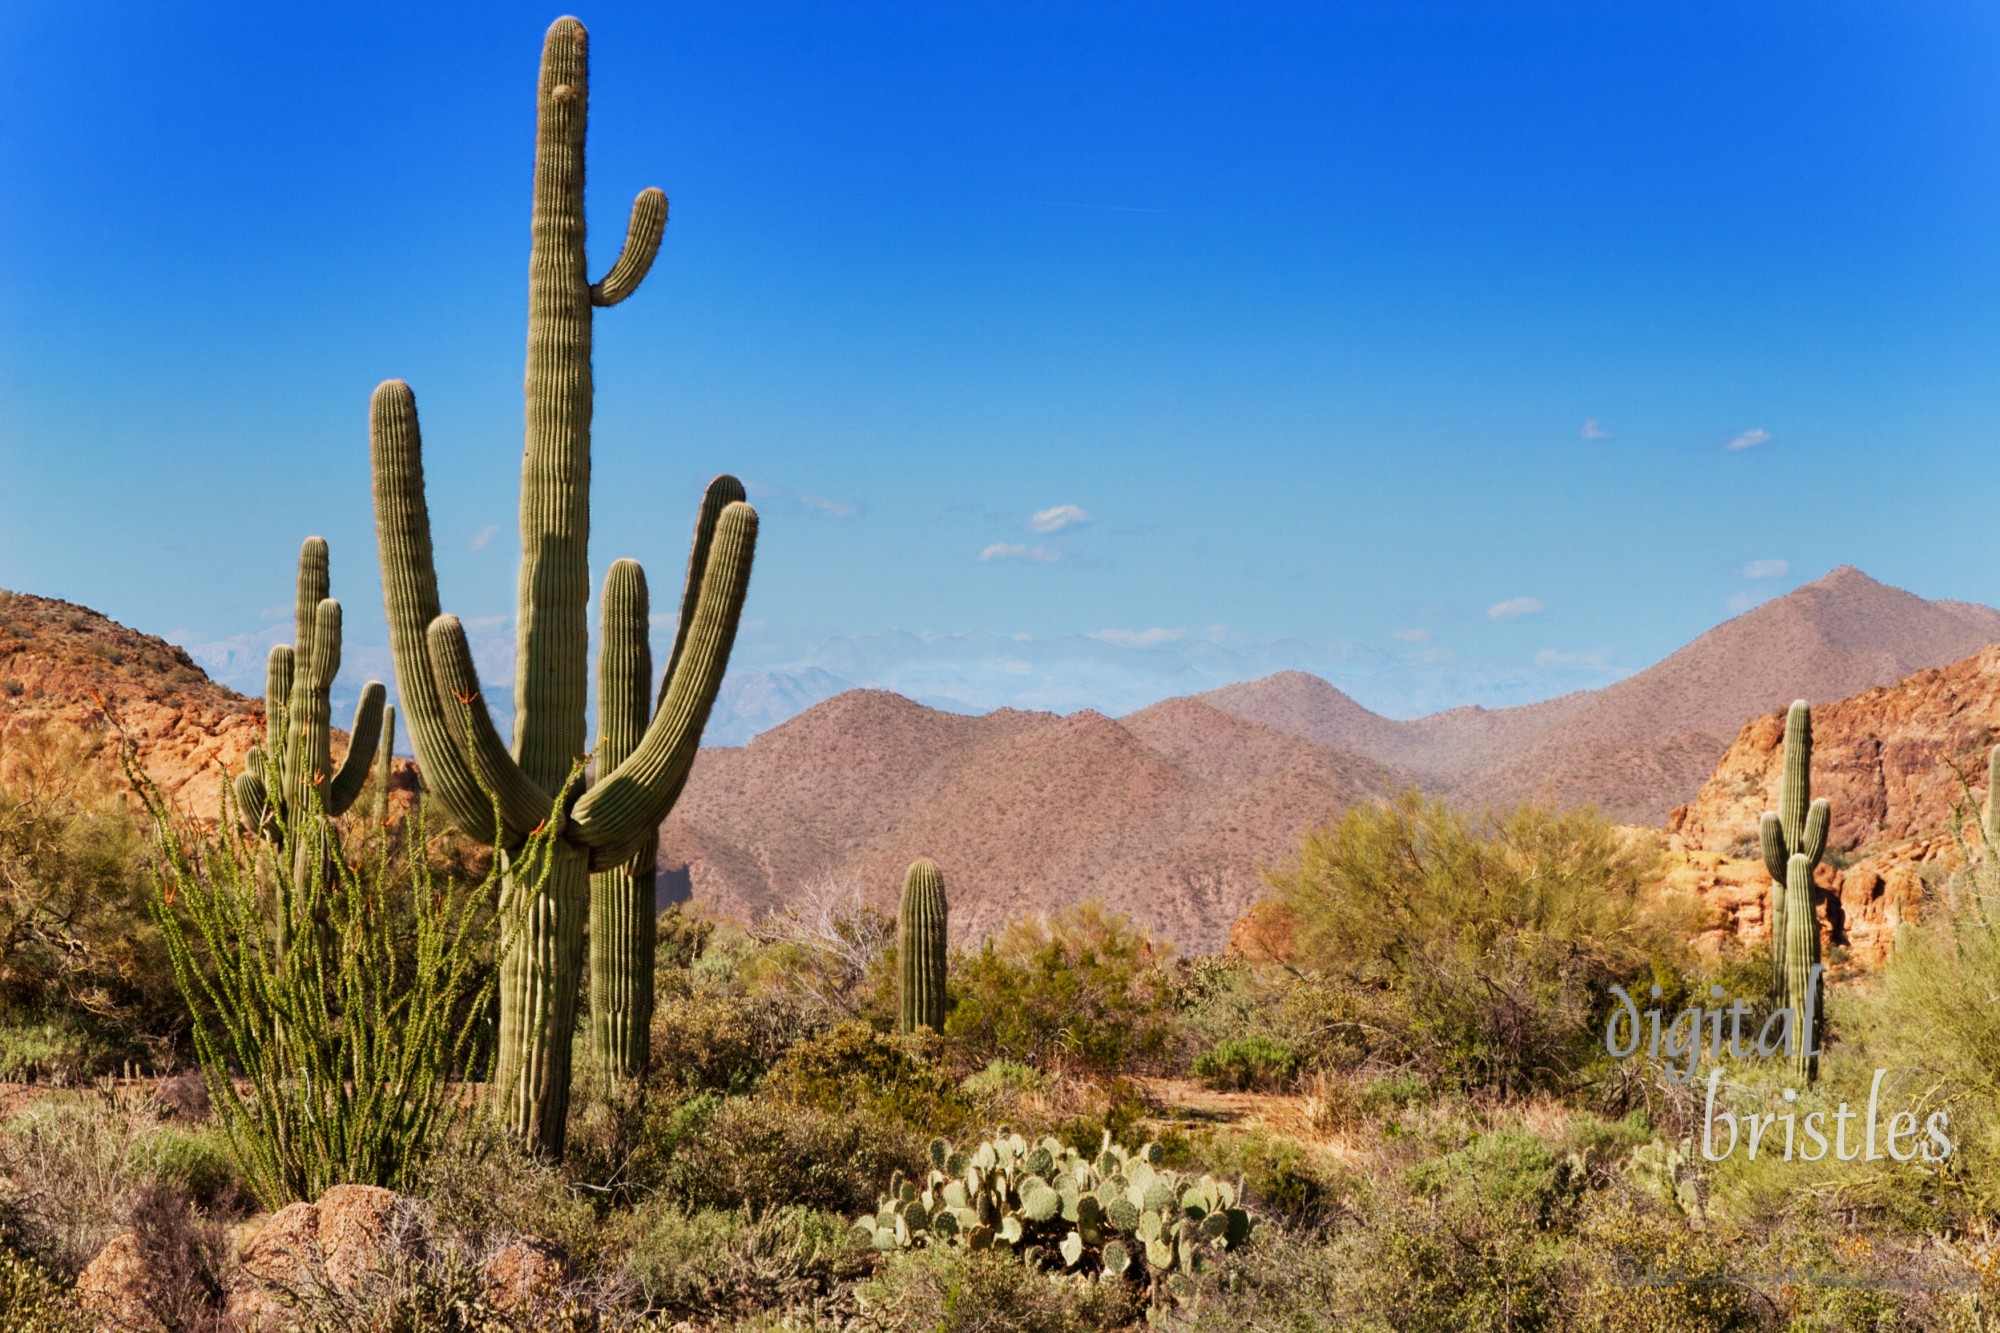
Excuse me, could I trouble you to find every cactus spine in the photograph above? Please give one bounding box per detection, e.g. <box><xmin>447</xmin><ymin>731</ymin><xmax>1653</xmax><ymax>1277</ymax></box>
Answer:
<box><xmin>234</xmin><ymin>537</ymin><xmax>388</xmax><ymax>857</ymax></box>
<box><xmin>1757</xmin><ymin>699</ymin><xmax>1828</xmax><ymax>1081</ymax></box>
<box><xmin>368</xmin><ymin>18</ymin><xmax>757</xmax><ymax>1155</ymax></box>
<box><xmin>898</xmin><ymin>859</ymin><xmax>949</xmax><ymax>1035</ymax></box>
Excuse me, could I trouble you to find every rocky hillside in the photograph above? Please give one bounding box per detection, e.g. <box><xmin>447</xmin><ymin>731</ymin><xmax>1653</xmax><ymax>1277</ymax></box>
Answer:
<box><xmin>0</xmin><ymin>590</ymin><xmax>400</xmax><ymax>819</ymax></box>
<box><xmin>1202</xmin><ymin>567</ymin><xmax>2000</xmax><ymax>824</ymax></box>
<box><xmin>658</xmin><ymin>691</ymin><xmax>1398</xmax><ymax>951</ymax></box>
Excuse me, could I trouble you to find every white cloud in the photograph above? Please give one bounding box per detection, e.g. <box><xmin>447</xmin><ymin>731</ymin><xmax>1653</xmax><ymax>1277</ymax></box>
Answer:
<box><xmin>1028</xmin><ymin>504</ymin><xmax>1091</xmax><ymax>534</ymax></box>
<box><xmin>1391</xmin><ymin>628</ymin><xmax>1431</xmax><ymax>644</ymax></box>
<box><xmin>979</xmin><ymin>543</ymin><xmax>1059</xmax><ymax>564</ymax></box>
<box><xmin>470</xmin><ymin>524</ymin><xmax>501</xmax><ymax>551</ymax></box>
<box><xmin>1090</xmin><ymin>628</ymin><xmax>1187</xmax><ymax>647</ymax></box>
<box><xmin>1535</xmin><ymin>648</ymin><xmax>1614</xmax><ymax>671</ymax></box>
<box><xmin>801</xmin><ymin>494</ymin><xmax>858</xmax><ymax>518</ymax></box>
<box><xmin>1741</xmin><ymin>558</ymin><xmax>1789</xmax><ymax>579</ymax></box>
<box><xmin>1580</xmin><ymin>419</ymin><xmax>1611</xmax><ymax>440</ymax></box>
<box><xmin>1725</xmin><ymin>590</ymin><xmax>1766</xmax><ymax>614</ymax></box>
<box><xmin>1487</xmin><ymin>597</ymin><xmax>1545</xmax><ymax>621</ymax></box>
<box><xmin>1724</xmin><ymin>428</ymin><xmax>1772</xmax><ymax>452</ymax></box>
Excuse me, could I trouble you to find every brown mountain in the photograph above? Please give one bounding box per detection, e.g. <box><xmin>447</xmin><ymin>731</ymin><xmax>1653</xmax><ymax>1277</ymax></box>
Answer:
<box><xmin>658</xmin><ymin>693</ymin><xmax>1398</xmax><ymax>951</ymax></box>
<box><xmin>1200</xmin><ymin>567</ymin><xmax>2000</xmax><ymax>824</ymax></box>
<box><xmin>0</xmin><ymin>591</ymin><xmax>262</xmax><ymax>814</ymax></box>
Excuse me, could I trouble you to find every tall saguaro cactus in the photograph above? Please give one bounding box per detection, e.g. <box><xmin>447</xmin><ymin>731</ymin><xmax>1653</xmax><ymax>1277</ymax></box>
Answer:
<box><xmin>899</xmin><ymin>859</ymin><xmax>949</xmax><ymax>1035</ymax></box>
<box><xmin>1758</xmin><ymin>699</ymin><xmax>1828</xmax><ymax>1080</ymax></box>
<box><xmin>235</xmin><ymin>537</ymin><xmax>388</xmax><ymax>852</ymax></box>
<box><xmin>369</xmin><ymin>17</ymin><xmax>758</xmax><ymax>1155</ymax></box>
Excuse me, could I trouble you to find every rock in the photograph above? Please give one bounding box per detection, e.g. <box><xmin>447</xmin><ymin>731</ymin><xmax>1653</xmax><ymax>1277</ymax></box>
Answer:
<box><xmin>76</xmin><ymin>1231</ymin><xmax>166</xmax><ymax>1333</ymax></box>
<box><xmin>229</xmin><ymin>1184</ymin><xmax>410</xmax><ymax>1329</ymax></box>
<box><xmin>481</xmin><ymin>1237</ymin><xmax>567</xmax><ymax>1313</ymax></box>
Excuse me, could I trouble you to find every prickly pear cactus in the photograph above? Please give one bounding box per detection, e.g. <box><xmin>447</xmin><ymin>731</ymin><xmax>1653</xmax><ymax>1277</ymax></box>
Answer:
<box><xmin>854</xmin><ymin>1130</ymin><xmax>1251</xmax><ymax>1305</ymax></box>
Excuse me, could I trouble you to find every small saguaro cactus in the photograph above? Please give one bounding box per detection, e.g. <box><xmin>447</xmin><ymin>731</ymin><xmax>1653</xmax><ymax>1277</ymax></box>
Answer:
<box><xmin>899</xmin><ymin>859</ymin><xmax>949</xmax><ymax>1035</ymax></box>
<box><xmin>234</xmin><ymin>537</ymin><xmax>387</xmax><ymax>855</ymax></box>
<box><xmin>1758</xmin><ymin>699</ymin><xmax>1828</xmax><ymax>1080</ymax></box>
<box><xmin>370</xmin><ymin>17</ymin><xmax>757</xmax><ymax>1155</ymax></box>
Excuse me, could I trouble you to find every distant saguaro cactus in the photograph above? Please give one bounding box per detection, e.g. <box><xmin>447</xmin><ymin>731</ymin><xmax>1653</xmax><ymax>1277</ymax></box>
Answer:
<box><xmin>234</xmin><ymin>537</ymin><xmax>387</xmax><ymax>855</ymax></box>
<box><xmin>369</xmin><ymin>17</ymin><xmax>757</xmax><ymax>1154</ymax></box>
<box><xmin>1758</xmin><ymin>699</ymin><xmax>1828</xmax><ymax>1080</ymax></box>
<box><xmin>899</xmin><ymin>859</ymin><xmax>949</xmax><ymax>1034</ymax></box>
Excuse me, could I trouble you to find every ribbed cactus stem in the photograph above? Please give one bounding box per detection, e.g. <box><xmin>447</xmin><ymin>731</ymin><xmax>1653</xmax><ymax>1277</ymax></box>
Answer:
<box><xmin>367</xmin><ymin>18</ymin><xmax>757</xmax><ymax>1156</ymax></box>
<box><xmin>1759</xmin><ymin>700</ymin><xmax>1828</xmax><ymax>1006</ymax></box>
<box><xmin>373</xmin><ymin>704</ymin><xmax>396</xmax><ymax>826</ymax></box>
<box><xmin>590</xmin><ymin>560</ymin><xmax>656</xmax><ymax>1082</ymax></box>
<box><xmin>236</xmin><ymin>539</ymin><xmax>387</xmax><ymax>851</ymax></box>
<box><xmin>1783</xmin><ymin>853</ymin><xmax>1821</xmax><ymax>1082</ymax></box>
<box><xmin>899</xmin><ymin>859</ymin><xmax>949</xmax><ymax>1035</ymax></box>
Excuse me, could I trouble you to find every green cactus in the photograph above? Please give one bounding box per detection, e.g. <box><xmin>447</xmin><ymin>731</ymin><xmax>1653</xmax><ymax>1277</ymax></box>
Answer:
<box><xmin>589</xmin><ymin>560</ymin><xmax>657</xmax><ymax>1082</ymax></box>
<box><xmin>1757</xmin><ymin>700</ymin><xmax>1828</xmax><ymax>1081</ymax></box>
<box><xmin>233</xmin><ymin>537</ymin><xmax>388</xmax><ymax>860</ymax></box>
<box><xmin>371</xmin><ymin>704</ymin><xmax>397</xmax><ymax>827</ymax></box>
<box><xmin>898</xmin><ymin>858</ymin><xmax>948</xmax><ymax>1035</ymax></box>
<box><xmin>368</xmin><ymin>17</ymin><xmax>758</xmax><ymax>1154</ymax></box>
<box><xmin>856</xmin><ymin>1130</ymin><xmax>1250</xmax><ymax>1306</ymax></box>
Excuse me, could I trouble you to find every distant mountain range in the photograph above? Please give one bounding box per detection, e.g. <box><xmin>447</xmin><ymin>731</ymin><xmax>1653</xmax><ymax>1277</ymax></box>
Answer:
<box><xmin>11</xmin><ymin>566</ymin><xmax>2000</xmax><ymax>953</ymax></box>
<box><xmin>661</xmin><ymin>567</ymin><xmax>2000</xmax><ymax>948</ymax></box>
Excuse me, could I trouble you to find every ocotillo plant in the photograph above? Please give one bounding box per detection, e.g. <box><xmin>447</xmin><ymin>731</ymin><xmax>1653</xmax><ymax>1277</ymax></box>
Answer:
<box><xmin>1758</xmin><ymin>699</ymin><xmax>1828</xmax><ymax>1080</ymax></box>
<box><xmin>899</xmin><ymin>858</ymin><xmax>948</xmax><ymax>1034</ymax></box>
<box><xmin>370</xmin><ymin>17</ymin><xmax>757</xmax><ymax>1154</ymax></box>
<box><xmin>234</xmin><ymin>537</ymin><xmax>388</xmax><ymax>863</ymax></box>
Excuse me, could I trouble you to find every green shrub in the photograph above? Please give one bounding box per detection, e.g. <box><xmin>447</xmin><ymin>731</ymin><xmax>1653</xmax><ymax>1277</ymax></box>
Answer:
<box><xmin>0</xmin><ymin>1247</ymin><xmax>85</xmax><ymax>1332</ymax></box>
<box><xmin>648</xmin><ymin>987</ymin><xmax>820</xmax><ymax>1097</ymax></box>
<box><xmin>1191</xmin><ymin>1036</ymin><xmax>1299</xmax><ymax>1092</ymax></box>
<box><xmin>1408</xmin><ymin>1130</ymin><xmax>1584</xmax><ymax>1232</ymax></box>
<box><xmin>761</xmin><ymin>1021</ymin><xmax>975</xmax><ymax>1135</ymax></box>
<box><xmin>1263</xmin><ymin>792</ymin><xmax>1689</xmax><ymax>1096</ymax></box>
<box><xmin>653</xmin><ymin>1094</ymin><xmax>927</xmax><ymax>1217</ymax></box>
<box><xmin>856</xmin><ymin>1244</ymin><xmax>1141</xmax><ymax>1333</ymax></box>
<box><xmin>1185</xmin><ymin>1128</ymin><xmax>1349</xmax><ymax>1232</ymax></box>
<box><xmin>946</xmin><ymin>903</ymin><xmax>1179</xmax><ymax>1077</ymax></box>
<box><xmin>619</xmin><ymin>1203</ymin><xmax>869</xmax><ymax>1320</ymax></box>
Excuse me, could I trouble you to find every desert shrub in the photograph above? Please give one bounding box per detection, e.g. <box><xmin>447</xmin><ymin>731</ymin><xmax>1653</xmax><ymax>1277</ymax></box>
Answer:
<box><xmin>752</xmin><ymin>873</ymin><xmax>898</xmax><ymax>1023</ymax></box>
<box><xmin>1191</xmin><ymin>1035</ymin><xmax>1299</xmax><ymax>1092</ymax></box>
<box><xmin>649</xmin><ymin>982</ymin><xmax>825</xmax><ymax>1097</ymax></box>
<box><xmin>651</xmin><ymin>1094</ymin><xmax>928</xmax><ymax>1218</ymax></box>
<box><xmin>118</xmin><ymin>1181</ymin><xmax>230</xmax><ymax>1331</ymax></box>
<box><xmin>414</xmin><ymin>1124</ymin><xmax>602</xmax><ymax>1270</ymax></box>
<box><xmin>854</xmin><ymin>1245</ymin><xmax>1141</xmax><ymax>1333</ymax></box>
<box><xmin>0</xmin><ymin>723</ymin><xmax>182</xmax><ymax>1075</ymax></box>
<box><xmin>1330</xmin><ymin>1185</ymin><xmax>1576</xmax><ymax>1332</ymax></box>
<box><xmin>1264</xmin><ymin>792</ymin><xmax>1688</xmax><ymax>1096</ymax></box>
<box><xmin>946</xmin><ymin>903</ymin><xmax>1179</xmax><ymax>1077</ymax></box>
<box><xmin>0</xmin><ymin>1091</ymin><xmax>246</xmax><ymax>1277</ymax></box>
<box><xmin>0</xmin><ymin>1246</ymin><xmax>86</xmax><ymax>1332</ymax></box>
<box><xmin>962</xmin><ymin>1059</ymin><xmax>1045</xmax><ymax>1100</ymax></box>
<box><xmin>139</xmin><ymin>766</ymin><xmax>527</xmax><ymax>1208</ymax></box>
<box><xmin>1566</xmin><ymin>1191</ymin><xmax>1760</xmax><ymax>1332</ymax></box>
<box><xmin>761</xmin><ymin>1021</ymin><xmax>976</xmax><ymax>1136</ymax></box>
<box><xmin>619</xmin><ymin>1203</ymin><xmax>869</xmax><ymax>1320</ymax></box>
<box><xmin>1408</xmin><ymin>1130</ymin><xmax>1585</xmax><ymax>1232</ymax></box>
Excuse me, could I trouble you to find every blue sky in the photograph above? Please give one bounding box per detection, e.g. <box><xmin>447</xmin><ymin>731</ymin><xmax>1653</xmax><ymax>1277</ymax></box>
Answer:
<box><xmin>5</xmin><ymin>2</ymin><xmax>2000</xmax><ymax>724</ymax></box>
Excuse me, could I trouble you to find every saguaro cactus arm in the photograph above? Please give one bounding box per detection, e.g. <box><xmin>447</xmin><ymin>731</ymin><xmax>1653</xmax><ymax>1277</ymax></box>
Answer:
<box><xmin>327</xmin><ymin>684</ymin><xmax>388</xmax><ymax>815</ymax></box>
<box><xmin>424</xmin><ymin>616</ymin><xmax>554</xmax><ymax>840</ymax></box>
<box><xmin>370</xmin><ymin>380</ymin><xmax>511</xmax><ymax>838</ymax></box>
<box><xmin>571</xmin><ymin>503</ymin><xmax>756</xmax><ymax>849</ymax></box>
<box><xmin>590</xmin><ymin>189</ymin><xmax>667</xmax><ymax>307</ymax></box>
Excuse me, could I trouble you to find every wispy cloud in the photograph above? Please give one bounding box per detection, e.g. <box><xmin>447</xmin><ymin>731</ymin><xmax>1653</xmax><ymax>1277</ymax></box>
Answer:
<box><xmin>1580</xmin><ymin>419</ymin><xmax>1612</xmax><ymax>440</ymax></box>
<box><xmin>1535</xmin><ymin>648</ymin><xmax>1614</xmax><ymax>671</ymax></box>
<box><xmin>1487</xmin><ymin>597</ymin><xmax>1545</xmax><ymax>622</ymax></box>
<box><xmin>979</xmin><ymin>543</ymin><xmax>1059</xmax><ymax>564</ymax></box>
<box><xmin>1742</xmin><ymin>558</ymin><xmax>1789</xmax><ymax>579</ymax></box>
<box><xmin>1724</xmin><ymin>428</ymin><xmax>1772</xmax><ymax>452</ymax></box>
<box><xmin>801</xmin><ymin>495</ymin><xmax>859</xmax><ymax>519</ymax></box>
<box><xmin>1725</xmin><ymin>590</ymin><xmax>1766</xmax><ymax>614</ymax></box>
<box><xmin>1391</xmin><ymin>628</ymin><xmax>1431</xmax><ymax>644</ymax></box>
<box><xmin>470</xmin><ymin>524</ymin><xmax>501</xmax><ymax>551</ymax></box>
<box><xmin>1090</xmin><ymin>627</ymin><xmax>1186</xmax><ymax>647</ymax></box>
<box><xmin>1028</xmin><ymin>504</ymin><xmax>1091</xmax><ymax>534</ymax></box>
